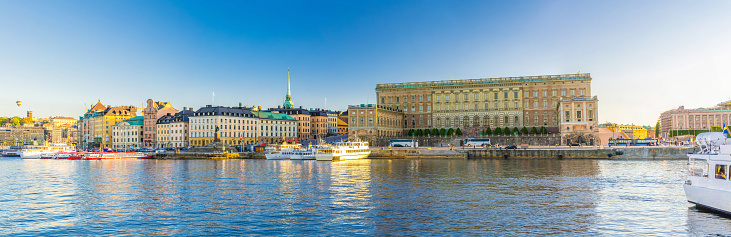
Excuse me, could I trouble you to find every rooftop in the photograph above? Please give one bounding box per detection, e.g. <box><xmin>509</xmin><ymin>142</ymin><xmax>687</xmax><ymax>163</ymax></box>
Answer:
<box><xmin>376</xmin><ymin>73</ymin><xmax>591</xmax><ymax>90</ymax></box>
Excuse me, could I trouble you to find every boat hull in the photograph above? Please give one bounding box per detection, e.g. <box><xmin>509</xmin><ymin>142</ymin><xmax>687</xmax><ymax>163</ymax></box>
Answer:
<box><xmin>684</xmin><ymin>184</ymin><xmax>731</xmax><ymax>214</ymax></box>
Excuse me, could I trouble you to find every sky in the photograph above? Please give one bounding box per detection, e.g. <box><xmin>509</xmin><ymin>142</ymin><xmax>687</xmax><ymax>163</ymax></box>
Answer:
<box><xmin>1</xmin><ymin>0</ymin><xmax>730</xmax><ymax>126</ymax></box>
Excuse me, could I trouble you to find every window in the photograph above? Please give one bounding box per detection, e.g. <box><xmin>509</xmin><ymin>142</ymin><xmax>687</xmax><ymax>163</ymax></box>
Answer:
<box><xmin>525</xmin><ymin>101</ymin><xmax>529</xmax><ymax>108</ymax></box>
<box><xmin>494</xmin><ymin>93</ymin><xmax>498</xmax><ymax>100</ymax></box>
<box><xmin>396</xmin><ymin>97</ymin><xmax>400</xmax><ymax>103</ymax></box>
<box><xmin>571</xmin><ymin>89</ymin><xmax>575</xmax><ymax>96</ymax></box>
<box><xmin>514</xmin><ymin>92</ymin><xmax>518</xmax><ymax>98</ymax></box>
<box><xmin>565</xmin><ymin>111</ymin><xmax>570</xmax><ymax>119</ymax></box>
<box><xmin>580</xmin><ymin>89</ymin><xmax>585</xmax><ymax>96</ymax></box>
<box><xmin>485</xmin><ymin>103</ymin><xmax>489</xmax><ymax>109</ymax></box>
<box><xmin>576</xmin><ymin>111</ymin><xmax>582</xmax><ymax>119</ymax></box>
<box><xmin>420</xmin><ymin>95</ymin><xmax>423</xmax><ymax>102</ymax></box>
<box><xmin>446</xmin><ymin>95</ymin><xmax>450</xmax><ymax>101</ymax></box>
<box><xmin>525</xmin><ymin>91</ymin><xmax>529</xmax><ymax>97</ymax></box>
<box><xmin>717</xmin><ymin>164</ymin><xmax>727</xmax><ymax>180</ymax></box>
<box><xmin>534</xmin><ymin>90</ymin><xmax>538</xmax><ymax>97</ymax></box>
<box><xmin>552</xmin><ymin>90</ymin><xmax>556</xmax><ymax>96</ymax></box>
<box><xmin>464</xmin><ymin>94</ymin><xmax>468</xmax><ymax>101</ymax></box>
<box><xmin>428</xmin><ymin>95</ymin><xmax>431</xmax><ymax>101</ymax></box>
<box><xmin>389</xmin><ymin>97</ymin><xmax>392</xmax><ymax>103</ymax></box>
<box><xmin>504</xmin><ymin>92</ymin><xmax>508</xmax><ymax>98</ymax></box>
<box><xmin>552</xmin><ymin>101</ymin><xmax>557</xmax><ymax>107</ymax></box>
<box><xmin>534</xmin><ymin>101</ymin><xmax>538</xmax><ymax>108</ymax></box>
<box><xmin>543</xmin><ymin>90</ymin><xmax>547</xmax><ymax>97</ymax></box>
<box><xmin>504</xmin><ymin>102</ymin><xmax>508</xmax><ymax>108</ymax></box>
<box><xmin>485</xmin><ymin>94</ymin><xmax>488</xmax><ymax>100</ymax></box>
<box><xmin>474</xmin><ymin>94</ymin><xmax>478</xmax><ymax>100</ymax></box>
<box><xmin>543</xmin><ymin>100</ymin><xmax>547</xmax><ymax>108</ymax></box>
<box><xmin>561</xmin><ymin>90</ymin><xmax>566</xmax><ymax>96</ymax></box>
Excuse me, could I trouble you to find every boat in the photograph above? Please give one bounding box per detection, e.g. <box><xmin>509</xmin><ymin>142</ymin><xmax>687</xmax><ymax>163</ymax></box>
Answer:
<box><xmin>684</xmin><ymin>132</ymin><xmax>731</xmax><ymax>214</ymax></box>
<box><xmin>83</xmin><ymin>152</ymin><xmax>151</xmax><ymax>160</ymax></box>
<box><xmin>2</xmin><ymin>149</ymin><xmax>21</xmax><ymax>157</ymax></box>
<box><xmin>314</xmin><ymin>140</ymin><xmax>370</xmax><ymax>161</ymax></box>
<box><xmin>266</xmin><ymin>148</ymin><xmax>316</xmax><ymax>160</ymax></box>
<box><xmin>264</xmin><ymin>142</ymin><xmax>303</xmax><ymax>160</ymax></box>
<box><xmin>21</xmin><ymin>143</ymin><xmax>75</xmax><ymax>159</ymax></box>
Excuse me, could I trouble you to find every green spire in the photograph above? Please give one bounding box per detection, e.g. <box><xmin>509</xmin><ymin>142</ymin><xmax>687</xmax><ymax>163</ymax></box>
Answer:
<box><xmin>283</xmin><ymin>68</ymin><xmax>294</xmax><ymax>109</ymax></box>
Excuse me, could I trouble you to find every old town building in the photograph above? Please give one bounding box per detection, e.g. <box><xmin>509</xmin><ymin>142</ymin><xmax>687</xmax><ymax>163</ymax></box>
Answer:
<box><xmin>347</xmin><ymin>104</ymin><xmax>404</xmax><ymax>144</ymax></box>
<box><xmin>253</xmin><ymin>111</ymin><xmax>297</xmax><ymax>144</ymax></box>
<box><xmin>270</xmin><ymin>107</ymin><xmax>312</xmax><ymax>141</ymax></box>
<box><xmin>169</xmin><ymin>109</ymin><xmax>193</xmax><ymax>148</ymax></box>
<box><xmin>112</xmin><ymin>116</ymin><xmax>143</xmax><ymax>150</ymax></box>
<box><xmin>143</xmin><ymin>99</ymin><xmax>178</xmax><ymax>148</ymax></box>
<box><xmin>79</xmin><ymin>100</ymin><xmax>139</xmax><ymax>149</ymax></box>
<box><xmin>188</xmin><ymin>105</ymin><xmax>258</xmax><ymax>146</ymax></box>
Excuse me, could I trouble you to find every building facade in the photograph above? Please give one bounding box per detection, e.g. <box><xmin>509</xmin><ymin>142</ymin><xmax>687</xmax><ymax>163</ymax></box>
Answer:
<box><xmin>347</xmin><ymin>104</ymin><xmax>404</xmax><ymax>144</ymax></box>
<box><xmin>49</xmin><ymin>117</ymin><xmax>77</xmax><ymax>144</ymax></box>
<box><xmin>78</xmin><ymin>100</ymin><xmax>138</xmax><ymax>149</ymax></box>
<box><xmin>188</xmin><ymin>105</ymin><xmax>258</xmax><ymax>146</ymax></box>
<box><xmin>253</xmin><ymin>111</ymin><xmax>297</xmax><ymax>144</ymax></box>
<box><xmin>375</xmin><ymin>73</ymin><xmax>596</xmax><ymax>136</ymax></box>
<box><xmin>111</xmin><ymin>116</ymin><xmax>143</xmax><ymax>150</ymax></box>
<box><xmin>659</xmin><ymin>100</ymin><xmax>731</xmax><ymax>138</ymax></box>
<box><xmin>270</xmin><ymin>107</ymin><xmax>311</xmax><ymax>141</ymax></box>
<box><xmin>558</xmin><ymin>96</ymin><xmax>599</xmax><ymax>143</ymax></box>
<box><xmin>0</xmin><ymin>127</ymin><xmax>45</xmax><ymax>146</ymax></box>
<box><xmin>143</xmin><ymin>99</ymin><xmax>178</xmax><ymax>148</ymax></box>
<box><xmin>168</xmin><ymin>109</ymin><xmax>193</xmax><ymax>148</ymax></box>
<box><xmin>327</xmin><ymin>111</ymin><xmax>339</xmax><ymax>135</ymax></box>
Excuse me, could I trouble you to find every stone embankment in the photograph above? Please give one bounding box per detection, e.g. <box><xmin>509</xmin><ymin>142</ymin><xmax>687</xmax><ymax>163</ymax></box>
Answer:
<box><xmin>369</xmin><ymin>147</ymin><xmax>696</xmax><ymax>159</ymax></box>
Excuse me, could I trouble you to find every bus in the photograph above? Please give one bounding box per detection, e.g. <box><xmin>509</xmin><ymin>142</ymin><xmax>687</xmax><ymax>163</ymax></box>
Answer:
<box><xmin>389</xmin><ymin>139</ymin><xmax>414</xmax><ymax>147</ymax></box>
<box><xmin>464</xmin><ymin>138</ymin><xmax>491</xmax><ymax>147</ymax></box>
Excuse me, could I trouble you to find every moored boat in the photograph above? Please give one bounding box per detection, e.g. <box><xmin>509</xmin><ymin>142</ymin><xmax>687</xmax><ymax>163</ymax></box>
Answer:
<box><xmin>314</xmin><ymin>141</ymin><xmax>370</xmax><ymax>161</ymax></box>
<box><xmin>684</xmin><ymin>132</ymin><xmax>731</xmax><ymax>214</ymax></box>
<box><xmin>21</xmin><ymin>143</ymin><xmax>75</xmax><ymax>159</ymax></box>
<box><xmin>83</xmin><ymin>152</ymin><xmax>151</xmax><ymax>160</ymax></box>
<box><xmin>264</xmin><ymin>142</ymin><xmax>303</xmax><ymax>160</ymax></box>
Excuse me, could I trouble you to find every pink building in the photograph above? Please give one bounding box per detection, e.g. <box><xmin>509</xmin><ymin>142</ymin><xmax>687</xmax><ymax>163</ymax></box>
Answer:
<box><xmin>660</xmin><ymin>100</ymin><xmax>731</xmax><ymax>138</ymax></box>
<box><xmin>143</xmin><ymin>99</ymin><xmax>178</xmax><ymax>148</ymax></box>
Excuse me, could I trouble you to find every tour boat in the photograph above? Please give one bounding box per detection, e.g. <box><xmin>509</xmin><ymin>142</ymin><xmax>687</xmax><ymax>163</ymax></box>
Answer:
<box><xmin>264</xmin><ymin>142</ymin><xmax>303</xmax><ymax>160</ymax></box>
<box><xmin>21</xmin><ymin>143</ymin><xmax>75</xmax><ymax>159</ymax></box>
<box><xmin>2</xmin><ymin>149</ymin><xmax>21</xmax><ymax>157</ymax></box>
<box><xmin>684</xmin><ymin>132</ymin><xmax>731</xmax><ymax>214</ymax></box>
<box><xmin>265</xmin><ymin>148</ymin><xmax>316</xmax><ymax>160</ymax></box>
<box><xmin>314</xmin><ymin>141</ymin><xmax>370</xmax><ymax>161</ymax></box>
<box><xmin>83</xmin><ymin>152</ymin><xmax>151</xmax><ymax>160</ymax></box>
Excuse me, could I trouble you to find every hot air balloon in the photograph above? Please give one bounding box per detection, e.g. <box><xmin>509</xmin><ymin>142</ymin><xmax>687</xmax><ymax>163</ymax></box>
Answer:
<box><xmin>16</xmin><ymin>101</ymin><xmax>22</xmax><ymax>107</ymax></box>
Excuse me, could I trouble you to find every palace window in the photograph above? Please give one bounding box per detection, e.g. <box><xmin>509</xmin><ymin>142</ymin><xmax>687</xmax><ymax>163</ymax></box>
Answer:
<box><xmin>525</xmin><ymin>91</ymin><xmax>529</xmax><ymax>98</ymax></box>
<box><xmin>428</xmin><ymin>95</ymin><xmax>431</xmax><ymax>101</ymax></box>
<box><xmin>534</xmin><ymin>90</ymin><xmax>538</xmax><ymax>97</ymax></box>
<box><xmin>514</xmin><ymin>92</ymin><xmax>518</xmax><ymax>98</ymax></box>
<box><xmin>576</xmin><ymin>111</ymin><xmax>582</xmax><ymax>119</ymax></box>
<box><xmin>485</xmin><ymin>103</ymin><xmax>489</xmax><ymax>109</ymax></box>
<box><xmin>464</xmin><ymin>94</ymin><xmax>468</xmax><ymax>101</ymax></box>
<box><xmin>571</xmin><ymin>89</ymin><xmax>575</xmax><ymax>96</ymax></box>
<box><xmin>552</xmin><ymin>90</ymin><xmax>557</xmax><ymax>96</ymax></box>
<box><xmin>543</xmin><ymin>90</ymin><xmax>547</xmax><ymax>97</ymax></box>
<box><xmin>494</xmin><ymin>93</ymin><xmax>498</xmax><ymax>100</ymax></box>
<box><xmin>580</xmin><ymin>89</ymin><xmax>585</xmax><ymax>96</ymax></box>
<box><xmin>562</xmin><ymin>90</ymin><xmax>566</xmax><ymax>96</ymax></box>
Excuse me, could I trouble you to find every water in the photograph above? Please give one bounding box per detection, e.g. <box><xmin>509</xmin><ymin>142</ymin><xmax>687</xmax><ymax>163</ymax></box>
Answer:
<box><xmin>1</xmin><ymin>158</ymin><xmax>730</xmax><ymax>236</ymax></box>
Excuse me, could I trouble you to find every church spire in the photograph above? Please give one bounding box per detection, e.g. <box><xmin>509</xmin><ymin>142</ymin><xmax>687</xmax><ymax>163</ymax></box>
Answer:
<box><xmin>283</xmin><ymin>68</ymin><xmax>294</xmax><ymax>109</ymax></box>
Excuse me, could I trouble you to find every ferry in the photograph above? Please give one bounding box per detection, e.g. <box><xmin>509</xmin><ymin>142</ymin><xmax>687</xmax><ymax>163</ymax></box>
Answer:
<box><xmin>2</xmin><ymin>149</ymin><xmax>21</xmax><ymax>157</ymax></box>
<box><xmin>21</xmin><ymin>143</ymin><xmax>75</xmax><ymax>159</ymax></box>
<box><xmin>315</xmin><ymin>141</ymin><xmax>370</xmax><ymax>161</ymax></box>
<box><xmin>684</xmin><ymin>132</ymin><xmax>731</xmax><ymax>214</ymax></box>
<box><xmin>266</xmin><ymin>148</ymin><xmax>316</xmax><ymax>160</ymax></box>
<box><xmin>83</xmin><ymin>152</ymin><xmax>151</xmax><ymax>160</ymax></box>
<box><xmin>264</xmin><ymin>142</ymin><xmax>303</xmax><ymax>160</ymax></box>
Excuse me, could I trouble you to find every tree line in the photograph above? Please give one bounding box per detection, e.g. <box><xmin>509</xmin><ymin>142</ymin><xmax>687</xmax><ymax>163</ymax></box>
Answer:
<box><xmin>0</xmin><ymin>117</ymin><xmax>33</xmax><ymax>127</ymax></box>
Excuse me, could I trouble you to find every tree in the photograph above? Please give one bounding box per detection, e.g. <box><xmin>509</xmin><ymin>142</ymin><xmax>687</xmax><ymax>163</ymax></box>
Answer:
<box><xmin>10</xmin><ymin>117</ymin><xmax>21</xmax><ymax>127</ymax></box>
<box><xmin>539</xmin><ymin>126</ymin><xmax>547</xmax><ymax>134</ymax></box>
<box><xmin>447</xmin><ymin>128</ymin><xmax>454</xmax><ymax>136</ymax></box>
<box><xmin>503</xmin><ymin>127</ymin><xmax>510</xmax><ymax>135</ymax></box>
<box><xmin>424</xmin><ymin>129</ymin><xmax>430</xmax><ymax>136</ymax></box>
<box><xmin>494</xmin><ymin>127</ymin><xmax>503</xmax><ymax>135</ymax></box>
<box><xmin>440</xmin><ymin>128</ymin><xmax>446</xmax><ymax>136</ymax></box>
<box><xmin>0</xmin><ymin>117</ymin><xmax>7</xmax><ymax>126</ymax></box>
<box><xmin>521</xmin><ymin>126</ymin><xmax>529</xmax><ymax>135</ymax></box>
<box><xmin>432</xmin><ymin>128</ymin><xmax>439</xmax><ymax>136</ymax></box>
<box><xmin>512</xmin><ymin>127</ymin><xmax>519</xmax><ymax>135</ymax></box>
<box><xmin>655</xmin><ymin>120</ymin><xmax>660</xmax><ymax>136</ymax></box>
<box><xmin>456</xmin><ymin>128</ymin><xmax>463</xmax><ymax>136</ymax></box>
<box><xmin>408</xmin><ymin>129</ymin><xmax>415</xmax><ymax>136</ymax></box>
<box><xmin>530</xmin><ymin>127</ymin><xmax>538</xmax><ymax>134</ymax></box>
<box><xmin>485</xmin><ymin>127</ymin><xmax>492</xmax><ymax>136</ymax></box>
<box><xmin>415</xmin><ymin>129</ymin><xmax>423</xmax><ymax>136</ymax></box>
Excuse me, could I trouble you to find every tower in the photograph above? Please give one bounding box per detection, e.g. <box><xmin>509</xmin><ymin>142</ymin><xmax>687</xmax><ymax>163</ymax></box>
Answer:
<box><xmin>283</xmin><ymin>68</ymin><xmax>294</xmax><ymax>109</ymax></box>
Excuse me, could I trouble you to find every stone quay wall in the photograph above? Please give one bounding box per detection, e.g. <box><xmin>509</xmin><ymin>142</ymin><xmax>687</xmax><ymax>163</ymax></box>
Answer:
<box><xmin>370</xmin><ymin>134</ymin><xmax>562</xmax><ymax>147</ymax></box>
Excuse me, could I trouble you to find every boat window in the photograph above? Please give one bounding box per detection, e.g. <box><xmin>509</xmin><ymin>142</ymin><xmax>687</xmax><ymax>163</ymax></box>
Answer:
<box><xmin>716</xmin><ymin>164</ymin><xmax>727</xmax><ymax>180</ymax></box>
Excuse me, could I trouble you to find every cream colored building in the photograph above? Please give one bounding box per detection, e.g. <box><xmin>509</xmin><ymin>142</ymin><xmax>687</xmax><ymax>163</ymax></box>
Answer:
<box><xmin>348</xmin><ymin>104</ymin><xmax>404</xmax><ymax>144</ymax></box>
<box><xmin>112</xmin><ymin>116</ymin><xmax>143</xmax><ymax>150</ymax></box>
<box><xmin>189</xmin><ymin>105</ymin><xmax>259</xmax><ymax>146</ymax></box>
<box><xmin>253</xmin><ymin>111</ymin><xmax>297</xmax><ymax>144</ymax></box>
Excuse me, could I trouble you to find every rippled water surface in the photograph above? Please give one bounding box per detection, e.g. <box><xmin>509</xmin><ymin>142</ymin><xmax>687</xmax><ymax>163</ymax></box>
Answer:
<box><xmin>2</xmin><ymin>158</ymin><xmax>731</xmax><ymax>236</ymax></box>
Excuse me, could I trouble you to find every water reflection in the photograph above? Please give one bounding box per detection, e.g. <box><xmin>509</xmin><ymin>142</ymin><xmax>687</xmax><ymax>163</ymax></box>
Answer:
<box><xmin>2</xmin><ymin>158</ymin><xmax>731</xmax><ymax>235</ymax></box>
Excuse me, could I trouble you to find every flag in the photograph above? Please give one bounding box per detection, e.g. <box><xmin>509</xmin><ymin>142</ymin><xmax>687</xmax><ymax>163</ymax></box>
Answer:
<box><xmin>724</xmin><ymin>123</ymin><xmax>729</xmax><ymax>137</ymax></box>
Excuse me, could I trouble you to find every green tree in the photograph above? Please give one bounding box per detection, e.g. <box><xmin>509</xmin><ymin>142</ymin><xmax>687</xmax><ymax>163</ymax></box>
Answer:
<box><xmin>654</xmin><ymin>120</ymin><xmax>660</xmax><ymax>137</ymax></box>
<box><xmin>423</xmin><ymin>128</ymin><xmax>430</xmax><ymax>136</ymax></box>
<box><xmin>440</xmin><ymin>128</ymin><xmax>447</xmax><ymax>136</ymax></box>
<box><xmin>539</xmin><ymin>126</ymin><xmax>547</xmax><ymax>134</ymax></box>
<box><xmin>432</xmin><ymin>128</ymin><xmax>439</xmax><ymax>136</ymax></box>
<box><xmin>530</xmin><ymin>127</ymin><xmax>538</xmax><ymax>134</ymax></box>
<box><xmin>494</xmin><ymin>127</ymin><xmax>503</xmax><ymax>135</ymax></box>
<box><xmin>485</xmin><ymin>127</ymin><xmax>492</xmax><ymax>136</ymax></box>
<box><xmin>504</xmin><ymin>127</ymin><xmax>511</xmax><ymax>135</ymax></box>
<box><xmin>408</xmin><ymin>129</ymin><xmax>415</xmax><ymax>136</ymax></box>
<box><xmin>512</xmin><ymin>127</ymin><xmax>519</xmax><ymax>135</ymax></box>
<box><xmin>415</xmin><ymin>129</ymin><xmax>423</xmax><ymax>136</ymax></box>
<box><xmin>10</xmin><ymin>116</ymin><xmax>21</xmax><ymax>127</ymax></box>
<box><xmin>455</xmin><ymin>128</ymin><xmax>463</xmax><ymax>136</ymax></box>
<box><xmin>0</xmin><ymin>117</ymin><xmax>7</xmax><ymax>126</ymax></box>
<box><xmin>521</xmin><ymin>126</ymin><xmax>529</xmax><ymax>135</ymax></box>
<box><xmin>447</xmin><ymin>128</ymin><xmax>454</xmax><ymax>136</ymax></box>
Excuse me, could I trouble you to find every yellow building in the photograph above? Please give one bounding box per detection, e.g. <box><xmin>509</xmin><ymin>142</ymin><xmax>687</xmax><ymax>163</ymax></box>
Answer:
<box><xmin>609</xmin><ymin>124</ymin><xmax>648</xmax><ymax>139</ymax></box>
<box><xmin>80</xmin><ymin>100</ymin><xmax>139</xmax><ymax>149</ymax></box>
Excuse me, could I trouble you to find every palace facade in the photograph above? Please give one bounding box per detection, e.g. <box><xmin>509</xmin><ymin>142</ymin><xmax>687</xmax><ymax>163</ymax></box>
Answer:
<box><xmin>375</xmin><ymin>73</ymin><xmax>597</xmax><ymax>135</ymax></box>
<box><xmin>659</xmin><ymin>100</ymin><xmax>731</xmax><ymax>138</ymax></box>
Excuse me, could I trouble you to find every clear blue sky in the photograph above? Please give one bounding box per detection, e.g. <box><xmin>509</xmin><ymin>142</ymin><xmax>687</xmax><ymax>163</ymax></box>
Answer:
<box><xmin>1</xmin><ymin>0</ymin><xmax>730</xmax><ymax>126</ymax></box>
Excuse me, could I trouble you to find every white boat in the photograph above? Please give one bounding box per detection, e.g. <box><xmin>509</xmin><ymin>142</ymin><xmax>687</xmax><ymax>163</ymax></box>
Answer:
<box><xmin>266</xmin><ymin>149</ymin><xmax>316</xmax><ymax>160</ymax></box>
<box><xmin>21</xmin><ymin>143</ymin><xmax>75</xmax><ymax>159</ymax></box>
<box><xmin>83</xmin><ymin>152</ymin><xmax>151</xmax><ymax>160</ymax></box>
<box><xmin>314</xmin><ymin>141</ymin><xmax>370</xmax><ymax>161</ymax></box>
<box><xmin>684</xmin><ymin>132</ymin><xmax>731</xmax><ymax>214</ymax></box>
<box><xmin>264</xmin><ymin>142</ymin><xmax>303</xmax><ymax>160</ymax></box>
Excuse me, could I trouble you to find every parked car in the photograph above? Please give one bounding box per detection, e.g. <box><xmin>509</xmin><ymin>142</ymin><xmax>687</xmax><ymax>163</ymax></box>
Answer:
<box><xmin>569</xmin><ymin>143</ymin><xmax>581</xmax><ymax>147</ymax></box>
<box><xmin>505</xmin><ymin>145</ymin><xmax>518</xmax><ymax>149</ymax></box>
